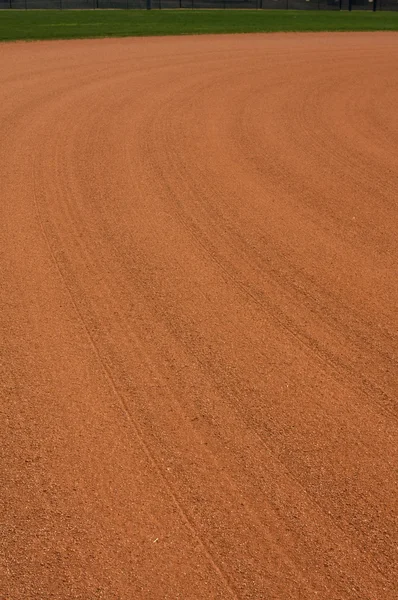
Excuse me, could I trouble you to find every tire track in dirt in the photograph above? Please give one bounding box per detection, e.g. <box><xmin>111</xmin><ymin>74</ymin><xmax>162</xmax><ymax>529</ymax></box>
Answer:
<box><xmin>1</xmin><ymin>33</ymin><xmax>397</xmax><ymax>599</ymax></box>
<box><xmin>32</xmin><ymin>135</ymin><xmax>239</xmax><ymax>600</ymax></box>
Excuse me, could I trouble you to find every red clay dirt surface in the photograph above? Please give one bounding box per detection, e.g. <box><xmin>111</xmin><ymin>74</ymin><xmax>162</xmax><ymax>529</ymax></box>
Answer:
<box><xmin>1</xmin><ymin>32</ymin><xmax>397</xmax><ymax>600</ymax></box>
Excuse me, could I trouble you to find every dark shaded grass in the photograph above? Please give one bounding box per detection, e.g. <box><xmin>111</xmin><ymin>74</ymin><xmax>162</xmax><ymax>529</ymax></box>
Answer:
<box><xmin>1</xmin><ymin>9</ymin><xmax>398</xmax><ymax>42</ymax></box>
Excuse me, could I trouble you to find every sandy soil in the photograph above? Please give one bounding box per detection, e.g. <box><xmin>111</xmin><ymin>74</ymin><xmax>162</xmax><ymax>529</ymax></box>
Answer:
<box><xmin>1</xmin><ymin>32</ymin><xmax>397</xmax><ymax>599</ymax></box>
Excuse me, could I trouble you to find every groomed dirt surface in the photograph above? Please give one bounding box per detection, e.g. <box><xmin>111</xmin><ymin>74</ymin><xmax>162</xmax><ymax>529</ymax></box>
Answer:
<box><xmin>1</xmin><ymin>32</ymin><xmax>397</xmax><ymax>599</ymax></box>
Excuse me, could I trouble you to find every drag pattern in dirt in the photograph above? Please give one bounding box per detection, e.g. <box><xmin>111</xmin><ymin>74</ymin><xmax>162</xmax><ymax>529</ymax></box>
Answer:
<box><xmin>1</xmin><ymin>33</ymin><xmax>397</xmax><ymax>600</ymax></box>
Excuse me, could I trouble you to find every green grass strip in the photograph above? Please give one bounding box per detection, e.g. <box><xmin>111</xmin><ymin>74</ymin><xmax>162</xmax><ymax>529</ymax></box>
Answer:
<box><xmin>1</xmin><ymin>9</ymin><xmax>398</xmax><ymax>42</ymax></box>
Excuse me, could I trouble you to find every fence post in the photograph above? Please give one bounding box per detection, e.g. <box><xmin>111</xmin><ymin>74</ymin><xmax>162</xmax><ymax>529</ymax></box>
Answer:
<box><xmin>146</xmin><ymin>0</ymin><xmax>151</xmax><ymax>8</ymax></box>
<box><xmin>373</xmin><ymin>0</ymin><xmax>376</xmax><ymax>10</ymax></box>
<box><xmin>348</xmin><ymin>0</ymin><xmax>352</xmax><ymax>10</ymax></box>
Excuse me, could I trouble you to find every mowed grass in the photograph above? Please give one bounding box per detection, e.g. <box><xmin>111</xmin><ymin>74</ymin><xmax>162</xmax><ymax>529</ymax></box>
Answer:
<box><xmin>1</xmin><ymin>9</ymin><xmax>398</xmax><ymax>42</ymax></box>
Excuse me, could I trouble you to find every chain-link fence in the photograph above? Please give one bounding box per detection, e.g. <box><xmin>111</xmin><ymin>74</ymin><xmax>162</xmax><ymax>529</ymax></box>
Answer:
<box><xmin>1</xmin><ymin>0</ymin><xmax>397</xmax><ymax>10</ymax></box>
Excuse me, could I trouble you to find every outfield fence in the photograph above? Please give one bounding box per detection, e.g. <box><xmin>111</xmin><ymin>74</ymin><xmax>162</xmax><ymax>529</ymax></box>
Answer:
<box><xmin>1</xmin><ymin>0</ymin><xmax>397</xmax><ymax>10</ymax></box>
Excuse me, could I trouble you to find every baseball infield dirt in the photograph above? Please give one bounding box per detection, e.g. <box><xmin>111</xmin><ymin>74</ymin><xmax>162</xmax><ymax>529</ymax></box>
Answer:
<box><xmin>1</xmin><ymin>32</ymin><xmax>397</xmax><ymax>600</ymax></box>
